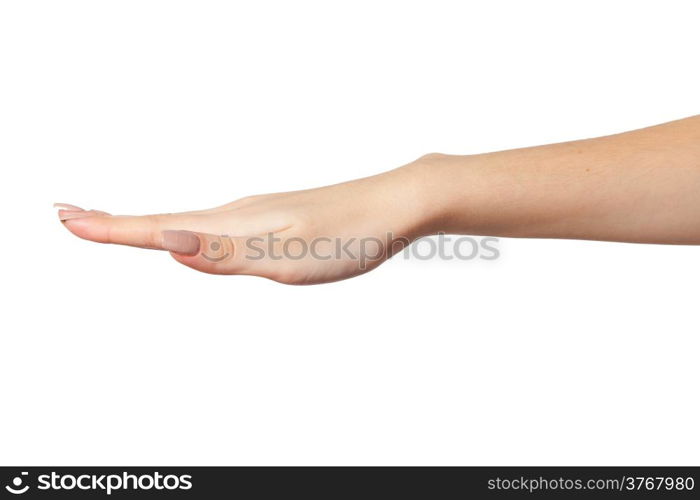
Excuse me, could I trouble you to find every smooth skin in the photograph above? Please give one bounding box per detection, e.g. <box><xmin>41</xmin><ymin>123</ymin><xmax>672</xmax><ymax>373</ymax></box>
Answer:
<box><xmin>57</xmin><ymin>115</ymin><xmax>700</xmax><ymax>285</ymax></box>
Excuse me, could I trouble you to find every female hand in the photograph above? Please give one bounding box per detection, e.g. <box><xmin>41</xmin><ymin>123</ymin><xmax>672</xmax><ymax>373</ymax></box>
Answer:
<box><xmin>57</xmin><ymin>161</ymin><xmax>431</xmax><ymax>285</ymax></box>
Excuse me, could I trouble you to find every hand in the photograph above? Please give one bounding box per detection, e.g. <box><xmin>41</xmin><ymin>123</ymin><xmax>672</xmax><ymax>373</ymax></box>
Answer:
<box><xmin>57</xmin><ymin>161</ymin><xmax>430</xmax><ymax>285</ymax></box>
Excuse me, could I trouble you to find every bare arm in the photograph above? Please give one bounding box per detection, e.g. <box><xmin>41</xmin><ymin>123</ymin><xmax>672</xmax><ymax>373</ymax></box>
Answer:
<box><xmin>57</xmin><ymin>115</ymin><xmax>700</xmax><ymax>284</ymax></box>
<box><xmin>413</xmin><ymin>115</ymin><xmax>700</xmax><ymax>244</ymax></box>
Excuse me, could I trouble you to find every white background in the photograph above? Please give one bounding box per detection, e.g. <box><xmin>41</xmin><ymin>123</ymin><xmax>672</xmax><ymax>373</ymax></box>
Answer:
<box><xmin>1</xmin><ymin>1</ymin><xmax>698</xmax><ymax>465</ymax></box>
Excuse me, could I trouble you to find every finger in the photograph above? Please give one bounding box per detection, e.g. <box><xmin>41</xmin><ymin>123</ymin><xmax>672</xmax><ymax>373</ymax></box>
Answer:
<box><xmin>55</xmin><ymin>201</ymin><xmax>229</xmax><ymax>219</ymax></box>
<box><xmin>57</xmin><ymin>203</ymin><xmax>286</xmax><ymax>250</ymax></box>
<box><xmin>60</xmin><ymin>212</ymin><xmax>212</xmax><ymax>250</ymax></box>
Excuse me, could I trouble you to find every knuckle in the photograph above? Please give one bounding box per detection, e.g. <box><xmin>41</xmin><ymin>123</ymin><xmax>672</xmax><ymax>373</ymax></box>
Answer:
<box><xmin>232</xmin><ymin>194</ymin><xmax>266</xmax><ymax>208</ymax></box>
<box><xmin>142</xmin><ymin>214</ymin><xmax>166</xmax><ymax>248</ymax></box>
<box><xmin>418</xmin><ymin>152</ymin><xmax>448</xmax><ymax>162</ymax></box>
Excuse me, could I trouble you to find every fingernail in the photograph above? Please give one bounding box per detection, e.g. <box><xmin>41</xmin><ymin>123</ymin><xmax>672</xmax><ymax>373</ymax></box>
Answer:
<box><xmin>58</xmin><ymin>209</ymin><xmax>108</xmax><ymax>221</ymax></box>
<box><xmin>162</xmin><ymin>230</ymin><xmax>200</xmax><ymax>256</ymax></box>
<box><xmin>54</xmin><ymin>203</ymin><xmax>85</xmax><ymax>211</ymax></box>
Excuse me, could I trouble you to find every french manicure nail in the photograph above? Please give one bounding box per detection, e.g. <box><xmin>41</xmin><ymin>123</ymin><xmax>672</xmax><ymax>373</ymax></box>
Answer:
<box><xmin>54</xmin><ymin>203</ymin><xmax>85</xmax><ymax>211</ymax></box>
<box><xmin>162</xmin><ymin>230</ymin><xmax>200</xmax><ymax>256</ymax></box>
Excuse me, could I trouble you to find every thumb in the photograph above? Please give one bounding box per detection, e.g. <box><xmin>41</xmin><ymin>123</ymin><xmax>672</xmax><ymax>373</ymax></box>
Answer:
<box><xmin>162</xmin><ymin>230</ymin><xmax>260</xmax><ymax>276</ymax></box>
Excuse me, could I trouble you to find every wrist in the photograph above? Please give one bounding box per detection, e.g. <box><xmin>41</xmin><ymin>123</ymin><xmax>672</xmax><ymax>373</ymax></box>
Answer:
<box><xmin>399</xmin><ymin>153</ymin><xmax>473</xmax><ymax>237</ymax></box>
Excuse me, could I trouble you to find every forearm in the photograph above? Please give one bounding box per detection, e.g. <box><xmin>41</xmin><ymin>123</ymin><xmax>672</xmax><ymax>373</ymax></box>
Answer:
<box><xmin>411</xmin><ymin>115</ymin><xmax>700</xmax><ymax>244</ymax></box>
